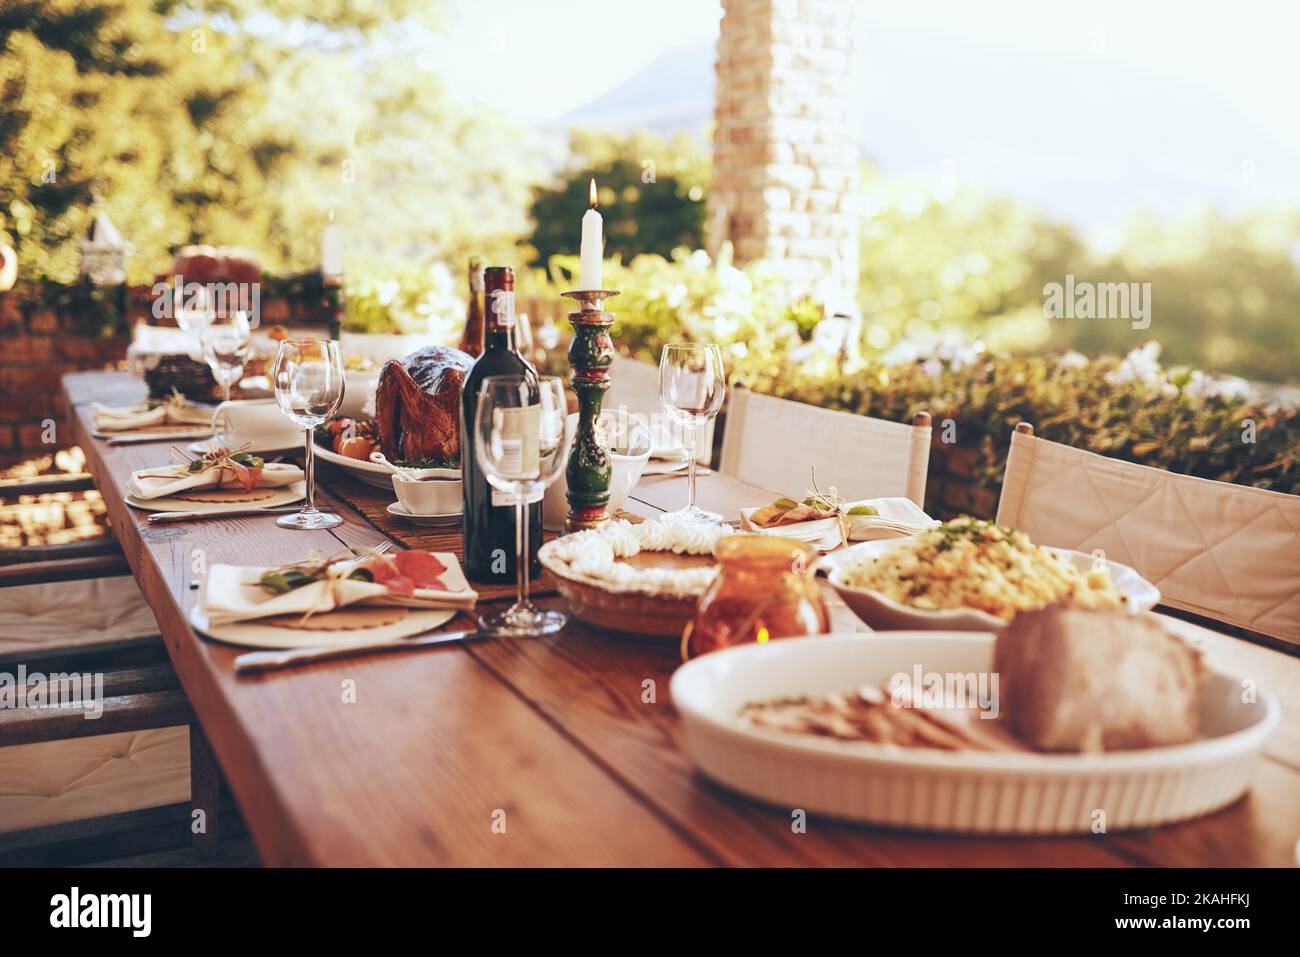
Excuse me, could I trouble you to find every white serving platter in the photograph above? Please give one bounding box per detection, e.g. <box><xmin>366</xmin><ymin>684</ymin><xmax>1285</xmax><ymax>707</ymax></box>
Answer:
<box><xmin>670</xmin><ymin>633</ymin><xmax>1279</xmax><ymax>834</ymax></box>
<box><xmin>314</xmin><ymin>445</ymin><xmax>458</xmax><ymax>489</ymax></box>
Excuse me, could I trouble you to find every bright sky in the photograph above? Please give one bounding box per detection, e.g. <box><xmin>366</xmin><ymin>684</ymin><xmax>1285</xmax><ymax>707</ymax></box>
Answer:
<box><xmin>425</xmin><ymin>0</ymin><xmax>722</xmax><ymax>120</ymax></box>
<box><xmin>426</xmin><ymin>0</ymin><xmax>1300</xmax><ymax>154</ymax></box>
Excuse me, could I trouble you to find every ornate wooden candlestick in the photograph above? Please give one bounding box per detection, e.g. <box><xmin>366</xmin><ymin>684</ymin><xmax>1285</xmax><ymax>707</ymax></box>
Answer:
<box><xmin>562</xmin><ymin>289</ymin><xmax>619</xmax><ymax>533</ymax></box>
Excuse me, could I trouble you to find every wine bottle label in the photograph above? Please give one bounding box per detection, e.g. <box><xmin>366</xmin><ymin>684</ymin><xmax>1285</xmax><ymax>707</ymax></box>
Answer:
<box><xmin>488</xmin><ymin>289</ymin><xmax>516</xmax><ymax>329</ymax></box>
<box><xmin>495</xmin><ymin>405</ymin><xmax>539</xmax><ymax>476</ymax></box>
<box><xmin>488</xmin><ymin>404</ymin><xmax>541</xmax><ymax>506</ymax></box>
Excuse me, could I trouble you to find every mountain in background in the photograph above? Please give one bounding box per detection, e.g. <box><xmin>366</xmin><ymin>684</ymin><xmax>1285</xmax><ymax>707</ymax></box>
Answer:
<box><xmin>558</xmin><ymin>26</ymin><xmax>1300</xmax><ymax>235</ymax></box>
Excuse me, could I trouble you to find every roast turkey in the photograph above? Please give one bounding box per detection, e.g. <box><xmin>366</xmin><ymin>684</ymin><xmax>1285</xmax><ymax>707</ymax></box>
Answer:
<box><xmin>374</xmin><ymin>346</ymin><xmax>473</xmax><ymax>464</ymax></box>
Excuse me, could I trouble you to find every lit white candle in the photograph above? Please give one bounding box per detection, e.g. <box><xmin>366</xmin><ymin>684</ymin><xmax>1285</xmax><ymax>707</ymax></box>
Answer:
<box><xmin>579</xmin><ymin>178</ymin><xmax>602</xmax><ymax>290</ymax></box>
<box><xmin>321</xmin><ymin>218</ymin><xmax>344</xmax><ymax>277</ymax></box>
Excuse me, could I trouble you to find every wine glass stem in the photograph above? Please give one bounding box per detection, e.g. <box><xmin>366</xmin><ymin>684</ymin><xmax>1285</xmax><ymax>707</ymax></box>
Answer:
<box><xmin>687</xmin><ymin>425</ymin><xmax>698</xmax><ymax>511</ymax></box>
<box><xmin>303</xmin><ymin>428</ymin><xmax>317</xmax><ymax>513</ymax></box>
<box><xmin>222</xmin><ymin>381</ymin><xmax>231</xmax><ymax>404</ymax></box>
<box><xmin>515</xmin><ymin>493</ymin><xmax>530</xmax><ymax>608</ymax></box>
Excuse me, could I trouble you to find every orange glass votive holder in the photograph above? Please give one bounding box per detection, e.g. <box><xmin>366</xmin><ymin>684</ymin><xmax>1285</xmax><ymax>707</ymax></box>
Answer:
<box><xmin>681</xmin><ymin>535</ymin><xmax>830</xmax><ymax>660</ymax></box>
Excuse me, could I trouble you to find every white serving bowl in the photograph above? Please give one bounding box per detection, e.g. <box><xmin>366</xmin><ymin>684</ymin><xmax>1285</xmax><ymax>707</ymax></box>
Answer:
<box><xmin>391</xmin><ymin>474</ymin><xmax>462</xmax><ymax>516</ymax></box>
<box><xmin>543</xmin><ymin>410</ymin><xmax>652</xmax><ymax>532</ymax></box>
<box><xmin>671</xmin><ymin>633</ymin><xmax>1279</xmax><ymax>833</ymax></box>
<box><xmin>822</xmin><ymin>539</ymin><xmax>1160</xmax><ymax>632</ymax></box>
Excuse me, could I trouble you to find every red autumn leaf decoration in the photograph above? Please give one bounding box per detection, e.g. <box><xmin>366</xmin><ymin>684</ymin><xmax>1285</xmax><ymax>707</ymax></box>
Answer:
<box><xmin>382</xmin><ymin>574</ymin><xmax>415</xmax><ymax>596</ymax></box>
<box><xmin>368</xmin><ymin>550</ymin><xmax>447</xmax><ymax>594</ymax></box>
<box><xmin>394</xmin><ymin>550</ymin><xmax>448</xmax><ymax>589</ymax></box>
<box><xmin>227</xmin><ymin>460</ymin><xmax>263</xmax><ymax>492</ymax></box>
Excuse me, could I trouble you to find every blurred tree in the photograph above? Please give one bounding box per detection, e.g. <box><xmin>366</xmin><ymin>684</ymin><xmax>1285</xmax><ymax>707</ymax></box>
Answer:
<box><xmin>1047</xmin><ymin>209</ymin><xmax>1300</xmax><ymax>384</ymax></box>
<box><xmin>526</xmin><ymin>128</ymin><xmax>708</xmax><ymax>274</ymax></box>
<box><xmin>0</xmin><ymin>0</ymin><xmax>541</xmax><ymax>282</ymax></box>
<box><xmin>855</xmin><ymin>167</ymin><xmax>1087</xmax><ymax>356</ymax></box>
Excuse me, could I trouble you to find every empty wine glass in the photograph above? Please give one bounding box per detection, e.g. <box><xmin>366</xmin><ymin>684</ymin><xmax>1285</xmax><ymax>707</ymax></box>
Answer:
<box><xmin>202</xmin><ymin>312</ymin><xmax>252</xmax><ymax>406</ymax></box>
<box><xmin>658</xmin><ymin>342</ymin><xmax>726</xmax><ymax>524</ymax></box>
<box><xmin>273</xmin><ymin>338</ymin><xmax>345</xmax><ymax>530</ymax></box>
<box><xmin>474</xmin><ymin>375</ymin><xmax>571</xmax><ymax>636</ymax></box>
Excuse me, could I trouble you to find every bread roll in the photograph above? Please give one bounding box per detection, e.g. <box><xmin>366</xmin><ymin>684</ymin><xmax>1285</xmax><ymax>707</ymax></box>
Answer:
<box><xmin>995</xmin><ymin>605</ymin><xmax>1204</xmax><ymax>752</ymax></box>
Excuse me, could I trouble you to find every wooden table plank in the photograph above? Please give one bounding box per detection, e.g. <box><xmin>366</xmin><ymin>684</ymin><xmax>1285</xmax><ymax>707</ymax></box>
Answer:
<box><xmin>629</xmin><ymin>470</ymin><xmax>751</xmax><ymax>522</ymax></box>
<box><xmin>64</xmin><ymin>372</ymin><xmax>712</xmax><ymax>867</ymax></box>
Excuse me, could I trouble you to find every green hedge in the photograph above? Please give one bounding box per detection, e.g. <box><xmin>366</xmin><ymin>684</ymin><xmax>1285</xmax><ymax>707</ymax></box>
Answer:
<box><xmin>745</xmin><ymin>348</ymin><xmax>1300</xmax><ymax>507</ymax></box>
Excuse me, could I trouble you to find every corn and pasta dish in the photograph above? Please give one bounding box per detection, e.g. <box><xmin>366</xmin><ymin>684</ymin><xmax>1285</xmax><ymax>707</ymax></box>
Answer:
<box><xmin>837</xmin><ymin>517</ymin><xmax>1124</xmax><ymax>620</ymax></box>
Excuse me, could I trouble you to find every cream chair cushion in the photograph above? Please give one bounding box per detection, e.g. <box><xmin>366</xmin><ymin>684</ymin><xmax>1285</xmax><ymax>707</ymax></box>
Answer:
<box><xmin>719</xmin><ymin>388</ymin><xmax>931</xmax><ymax>506</ymax></box>
<box><xmin>0</xmin><ymin>729</ymin><xmax>189</xmax><ymax>833</ymax></box>
<box><xmin>0</xmin><ymin>578</ymin><xmax>188</xmax><ymax>833</ymax></box>
<box><xmin>997</xmin><ymin>428</ymin><xmax>1300</xmax><ymax>644</ymax></box>
<box><xmin>0</xmin><ymin>578</ymin><xmax>160</xmax><ymax>655</ymax></box>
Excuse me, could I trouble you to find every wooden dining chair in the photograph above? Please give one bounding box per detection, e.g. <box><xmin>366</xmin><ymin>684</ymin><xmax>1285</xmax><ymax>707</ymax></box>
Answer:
<box><xmin>0</xmin><ymin>478</ymin><xmax>240</xmax><ymax>864</ymax></box>
<box><xmin>718</xmin><ymin>387</ymin><xmax>932</xmax><ymax>506</ymax></box>
<box><xmin>604</xmin><ymin>353</ymin><xmax>716</xmax><ymax>466</ymax></box>
<box><xmin>996</xmin><ymin>422</ymin><xmax>1300</xmax><ymax>646</ymax></box>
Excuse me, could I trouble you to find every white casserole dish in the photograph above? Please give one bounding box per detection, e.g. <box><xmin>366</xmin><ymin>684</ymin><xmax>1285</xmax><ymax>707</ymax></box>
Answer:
<box><xmin>671</xmin><ymin>633</ymin><xmax>1278</xmax><ymax>833</ymax></box>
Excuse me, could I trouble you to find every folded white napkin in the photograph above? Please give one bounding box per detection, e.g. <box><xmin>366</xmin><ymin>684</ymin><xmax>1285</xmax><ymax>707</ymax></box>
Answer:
<box><xmin>93</xmin><ymin>400</ymin><xmax>211</xmax><ymax>433</ymax></box>
<box><xmin>743</xmin><ymin>496</ymin><xmax>939</xmax><ymax>547</ymax></box>
<box><xmin>845</xmin><ymin>497</ymin><xmax>940</xmax><ymax>541</ymax></box>
<box><xmin>198</xmin><ymin>558</ymin><xmax>477</xmax><ymax>626</ymax></box>
<box><xmin>127</xmin><ymin>461</ymin><xmax>303</xmax><ymax>500</ymax></box>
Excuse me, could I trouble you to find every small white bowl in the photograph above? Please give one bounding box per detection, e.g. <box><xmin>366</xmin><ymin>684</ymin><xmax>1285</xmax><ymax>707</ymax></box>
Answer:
<box><xmin>823</xmin><ymin>539</ymin><xmax>1161</xmax><ymax>632</ymax></box>
<box><xmin>543</xmin><ymin>410</ymin><xmax>652</xmax><ymax>531</ymax></box>
<box><xmin>391</xmin><ymin>474</ymin><xmax>462</xmax><ymax>516</ymax></box>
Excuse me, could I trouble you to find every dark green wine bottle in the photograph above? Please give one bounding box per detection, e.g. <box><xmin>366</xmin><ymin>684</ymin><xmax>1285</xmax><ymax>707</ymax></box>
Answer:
<box><xmin>460</xmin><ymin>266</ymin><xmax>543</xmax><ymax>583</ymax></box>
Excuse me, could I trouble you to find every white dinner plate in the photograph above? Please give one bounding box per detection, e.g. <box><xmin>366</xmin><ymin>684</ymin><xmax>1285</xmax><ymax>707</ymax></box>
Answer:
<box><xmin>642</xmin><ymin>458</ymin><xmax>690</xmax><ymax>476</ymax></box>
<box><xmin>671</xmin><ymin>633</ymin><xmax>1279</xmax><ymax>833</ymax></box>
<box><xmin>315</xmin><ymin>446</ymin><xmax>459</xmax><ymax>489</ymax></box>
<box><xmin>386</xmin><ymin>502</ymin><xmax>462</xmax><ymax>527</ymax></box>
<box><xmin>821</xmin><ymin>539</ymin><xmax>1161</xmax><ymax>631</ymax></box>
<box><xmin>125</xmin><ymin>481</ymin><xmax>306</xmax><ymax>514</ymax></box>
<box><xmin>188</xmin><ymin>603</ymin><xmax>456</xmax><ymax>650</ymax></box>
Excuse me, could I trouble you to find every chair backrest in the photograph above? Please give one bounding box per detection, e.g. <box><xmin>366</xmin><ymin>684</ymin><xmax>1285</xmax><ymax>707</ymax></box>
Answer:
<box><xmin>996</xmin><ymin>422</ymin><xmax>1300</xmax><ymax>644</ymax></box>
<box><xmin>605</xmin><ymin>354</ymin><xmax>714</xmax><ymax>465</ymax></box>
<box><xmin>718</xmin><ymin>387</ymin><xmax>931</xmax><ymax>506</ymax></box>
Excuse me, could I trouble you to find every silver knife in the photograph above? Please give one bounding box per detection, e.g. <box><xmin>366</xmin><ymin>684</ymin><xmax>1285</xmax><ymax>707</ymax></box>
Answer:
<box><xmin>147</xmin><ymin>506</ymin><xmax>333</xmax><ymax>523</ymax></box>
<box><xmin>234</xmin><ymin>628</ymin><xmax>487</xmax><ymax>675</ymax></box>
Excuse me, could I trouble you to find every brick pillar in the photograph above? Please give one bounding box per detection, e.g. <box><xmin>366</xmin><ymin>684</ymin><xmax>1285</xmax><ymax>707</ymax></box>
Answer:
<box><xmin>710</xmin><ymin>0</ymin><xmax>861</xmax><ymax>293</ymax></box>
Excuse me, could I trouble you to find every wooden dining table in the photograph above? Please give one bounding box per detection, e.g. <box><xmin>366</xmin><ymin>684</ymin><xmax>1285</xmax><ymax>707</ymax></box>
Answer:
<box><xmin>63</xmin><ymin>370</ymin><xmax>1300</xmax><ymax>867</ymax></box>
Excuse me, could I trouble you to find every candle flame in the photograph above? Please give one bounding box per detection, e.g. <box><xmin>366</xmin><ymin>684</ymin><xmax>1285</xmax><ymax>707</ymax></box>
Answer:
<box><xmin>756</xmin><ymin>626</ymin><xmax>770</xmax><ymax>644</ymax></box>
<box><xmin>589</xmin><ymin>178</ymin><xmax>598</xmax><ymax>209</ymax></box>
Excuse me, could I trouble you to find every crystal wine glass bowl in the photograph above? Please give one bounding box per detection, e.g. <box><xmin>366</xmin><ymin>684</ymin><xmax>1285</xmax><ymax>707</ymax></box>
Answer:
<box><xmin>272</xmin><ymin>338</ymin><xmax>344</xmax><ymax>530</ymax></box>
